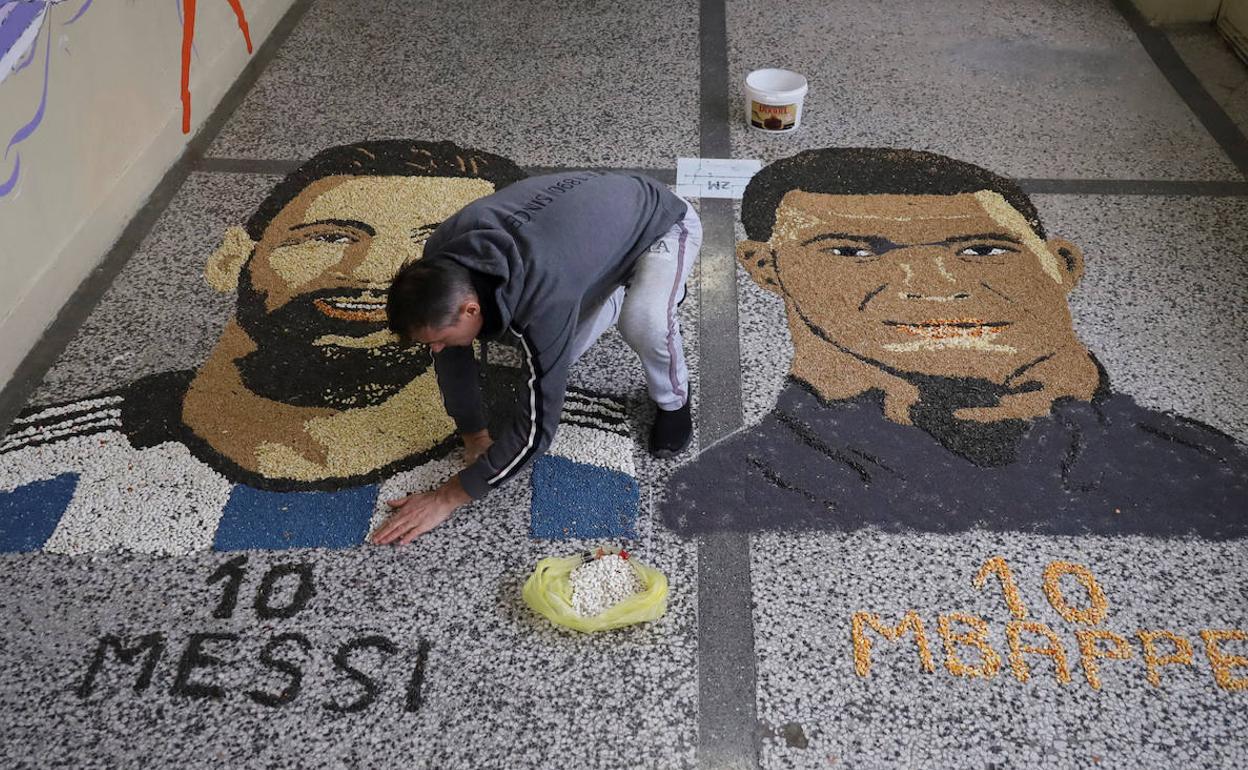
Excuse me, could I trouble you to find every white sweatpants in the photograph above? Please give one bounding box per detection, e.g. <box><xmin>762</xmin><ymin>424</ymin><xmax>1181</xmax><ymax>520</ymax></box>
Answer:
<box><xmin>569</xmin><ymin>198</ymin><xmax>702</xmax><ymax>410</ymax></box>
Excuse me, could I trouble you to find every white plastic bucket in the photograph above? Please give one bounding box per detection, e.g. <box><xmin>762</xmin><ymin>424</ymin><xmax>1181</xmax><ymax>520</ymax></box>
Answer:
<box><xmin>744</xmin><ymin>68</ymin><xmax>808</xmax><ymax>134</ymax></box>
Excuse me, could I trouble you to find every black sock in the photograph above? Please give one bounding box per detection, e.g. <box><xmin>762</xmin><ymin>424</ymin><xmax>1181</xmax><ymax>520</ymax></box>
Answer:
<box><xmin>649</xmin><ymin>397</ymin><xmax>692</xmax><ymax>457</ymax></box>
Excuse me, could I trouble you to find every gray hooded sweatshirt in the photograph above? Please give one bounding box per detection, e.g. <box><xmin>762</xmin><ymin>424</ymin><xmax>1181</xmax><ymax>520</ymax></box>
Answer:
<box><xmin>420</xmin><ymin>171</ymin><xmax>688</xmax><ymax>498</ymax></box>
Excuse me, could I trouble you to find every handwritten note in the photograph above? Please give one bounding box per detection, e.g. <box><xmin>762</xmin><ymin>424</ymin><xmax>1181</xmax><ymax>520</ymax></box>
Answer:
<box><xmin>675</xmin><ymin>157</ymin><xmax>762</xmax><ymax>199</ymax></box>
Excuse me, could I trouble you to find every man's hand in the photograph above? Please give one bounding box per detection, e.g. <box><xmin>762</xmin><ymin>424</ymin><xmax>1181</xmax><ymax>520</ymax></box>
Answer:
<box><xmin>462</xmin><ymin>429</ymin><xmax>493</xmax><ymax>466</ymax></box>
<box><xmin>371</xmin><ymin>476</ymin><xmax>473</xmax><ymax>545</ymax></box>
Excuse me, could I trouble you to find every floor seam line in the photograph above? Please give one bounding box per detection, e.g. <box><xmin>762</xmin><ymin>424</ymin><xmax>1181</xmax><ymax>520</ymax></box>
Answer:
<box><xmin>193</xmin><ymin>159</ymin><xmax>684</xmax><ymax>184</ymax></box>
<box><xmin>695</xmin><ymin>0</ymin><xmax>758</xmax><ymax>767</ymax></box>
<box><xmin>1113</xmin><ymin>0</ymin><xmax>1248</xmax><ymax>178</ymax></box>
<box><xmin>192</xmin><ymin>158</ymin><xmax>1248</xmax><ymax>198</ymax></box>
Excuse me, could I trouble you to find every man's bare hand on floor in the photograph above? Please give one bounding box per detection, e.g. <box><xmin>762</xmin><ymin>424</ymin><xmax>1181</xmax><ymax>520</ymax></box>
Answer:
<box><xmin>371</xmin><ymin>476</ymin><xmax>472</xmax><ymax>545</ymax></box>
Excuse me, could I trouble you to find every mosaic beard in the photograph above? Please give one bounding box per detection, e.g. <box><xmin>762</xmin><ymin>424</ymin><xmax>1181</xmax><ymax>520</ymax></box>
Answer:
<box><xmin>790</xmin><ymin>303</ymin><xmax>1034</xmax><ymax>463</ymax></box>
<box><xmin>900</xmin><ymin>371</ymin><xmax>1032</xmax><ymax>466</ymax></box>
<box><xmin>233</xmin><ymin>273</ymin><xmax>433</xmax><ymax>409</ymax></box>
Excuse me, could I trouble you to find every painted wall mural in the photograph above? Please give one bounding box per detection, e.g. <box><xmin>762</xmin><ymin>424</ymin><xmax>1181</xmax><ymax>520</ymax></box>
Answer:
<box><xmin>0</xmin><ymin>0</ymin><xmax>253</xmax><ymax>198</ymax></box>
<box><xmin>664</xmin><ymin>148</ymin><xmax>1248</xmax><ymax>539</ymax></box>
<box><xmin>0</xmin><ymin>2</ymin><xmax>70</xmax><ymax>86</ymax></box>
<box><xmin>0</xmin><ymin>0</ymin><xmax>78</xmax><ymax>197</ymax></box>
<box><xmin>179</xmin><ymin>0</ymin><xmax>252</xmax><ymax>133</ymax></box>
<box><xmin>0</xmin><ymin>140</ymin><xmax>642</xmax><ymax>553</ymax></box>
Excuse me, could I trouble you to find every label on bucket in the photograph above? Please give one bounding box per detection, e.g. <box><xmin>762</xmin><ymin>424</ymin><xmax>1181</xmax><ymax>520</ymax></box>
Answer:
<box><xmin>751</xmin><ymin>100</ymin><xmax>797</xmax><ymax>131</ymax></box>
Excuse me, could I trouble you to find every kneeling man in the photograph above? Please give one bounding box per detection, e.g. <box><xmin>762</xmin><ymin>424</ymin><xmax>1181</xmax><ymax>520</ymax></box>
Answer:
<box><xmin>376</xmin><ymin>171</ymin><xmax>701</xmax><ymax>543</ymax></box>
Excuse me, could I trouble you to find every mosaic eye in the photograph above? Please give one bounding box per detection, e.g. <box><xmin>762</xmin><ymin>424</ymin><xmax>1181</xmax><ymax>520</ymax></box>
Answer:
<box><xmin>824</xmin><ymin>246</ymin><xmax>874</xmax><ymax>258</ymax></box>
<box><xmin>958</xmin><ymin>245</ymin><xmax>1009</xmax><ymax>257</ymax></box>
<box><xmin>312</xmin><ymin>233</ymin><xmax>355</xmax><ymax>245</ymax></box>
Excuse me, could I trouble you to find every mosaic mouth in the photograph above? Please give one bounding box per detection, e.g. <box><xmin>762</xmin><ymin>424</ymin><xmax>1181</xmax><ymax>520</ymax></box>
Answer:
<box><xmin>883</xmin><ymin>319</ymin><xmax>1011</xmax><ymax>339</ymax></box>
<box><xmin>313</xmin><ymin>294</ymin><xmax>389</xmax><ymax>322</ymax></box>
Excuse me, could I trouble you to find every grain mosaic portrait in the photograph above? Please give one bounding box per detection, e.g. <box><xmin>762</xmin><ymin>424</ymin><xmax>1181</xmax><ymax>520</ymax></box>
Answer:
<box><xmin>664</xmin><ymin>147</ymin><xmax>1248</xmax><ymax>539</ymax></box>
<box><xmin>0</xmin><ymin>140</ymin><xmax>641</xmax><ymax>554</ymax></box>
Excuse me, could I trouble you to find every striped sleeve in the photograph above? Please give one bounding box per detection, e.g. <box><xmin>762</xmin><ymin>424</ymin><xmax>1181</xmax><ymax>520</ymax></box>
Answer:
<box><xmin>1</xmin><ymin>395</ymin><xmax>126</xmax><ymax>454</ymax></box>
<box><xmin>458</xmin><ymin>327</ymin><xmax>570</xmax><ymax>499</ymax></box>
<box><xmin>432</xmin><ymin>345</ymin><xmax>486</xmax><ymax>434</ymax></box>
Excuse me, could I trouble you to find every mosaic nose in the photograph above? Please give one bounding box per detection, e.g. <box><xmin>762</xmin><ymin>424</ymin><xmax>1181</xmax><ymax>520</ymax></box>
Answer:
<box><xmin>348</xmin><ymin>235</ymin><xmax>421</xmax><ymax>285</ymax></box>
<box><xmin>898</xmin><ymin>253</ymin><xmax>962</xmax><ymax>292</ymax></box>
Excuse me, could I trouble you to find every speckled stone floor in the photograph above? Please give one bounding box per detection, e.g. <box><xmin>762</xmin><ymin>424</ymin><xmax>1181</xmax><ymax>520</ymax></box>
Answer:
<box><xmin>2</xmin><ymin>0</ymin><xmax>1247</xmax><ymax>768</ymax></box>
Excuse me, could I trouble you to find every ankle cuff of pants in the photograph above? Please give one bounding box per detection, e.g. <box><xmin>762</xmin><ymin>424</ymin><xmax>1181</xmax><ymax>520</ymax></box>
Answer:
<box><xmin>654</xmin><ymin>393</ymin><xmax>689</xmax><ymax>411</ymax></box>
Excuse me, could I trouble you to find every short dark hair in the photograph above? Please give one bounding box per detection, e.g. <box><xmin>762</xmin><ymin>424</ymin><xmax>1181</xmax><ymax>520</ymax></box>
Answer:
<box><xmin>244</xmin><ymin>139</ymin><xmax>527</xmax><ymax>241</ymax></box>
<box><xmin>387</xmin><ymin>259</ymin><xmax>477</xmax><ymax>335</ymax></box>
<box><xmin>740</xmin><ymin>148</ymin><xmax>1045</xmax><ymax>241</ymax></box>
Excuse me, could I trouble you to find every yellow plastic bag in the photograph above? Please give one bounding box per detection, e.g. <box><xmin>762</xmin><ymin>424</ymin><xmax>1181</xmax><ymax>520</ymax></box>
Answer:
<box><xmin>522</xmin><ymin>549</ymin><xmax>668</xmax><ymax>633</ymax></box>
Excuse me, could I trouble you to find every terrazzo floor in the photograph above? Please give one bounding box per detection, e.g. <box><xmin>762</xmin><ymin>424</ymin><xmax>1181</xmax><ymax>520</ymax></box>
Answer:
<box><xmin>2</xmin><ymin>0</ymin><xmax>1247</xmax><ymax>768</ymax></box>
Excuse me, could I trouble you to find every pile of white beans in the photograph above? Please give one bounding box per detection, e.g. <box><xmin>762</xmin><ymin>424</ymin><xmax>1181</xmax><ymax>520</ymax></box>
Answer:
<box><xmin>569</xmin><ymin>553</ymin><xmax>644</xmax><ymax>617</ymax></box>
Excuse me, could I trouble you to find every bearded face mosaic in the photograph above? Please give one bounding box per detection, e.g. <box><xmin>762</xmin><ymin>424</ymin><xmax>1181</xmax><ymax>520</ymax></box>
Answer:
<box><xmin>0</xmin><ymin>140</ymin><xmax>642</xmax><ymax>554</ymax></box>
<box><xmin>663</xmin><ymin>148</ymin><xmax>1248</xmax><ymax>539</ymax></box>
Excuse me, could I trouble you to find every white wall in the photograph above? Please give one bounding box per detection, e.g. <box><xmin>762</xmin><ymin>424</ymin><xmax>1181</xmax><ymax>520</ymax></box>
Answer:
<box><xmin>1131</xmin><ymin>0</ymin><xmax>1222</xmax><ymax>24</ymax></box>
<box><xmin>1220</xmin><ymin>0</ymin><xmax>1248</xmax><ymax>61</ymax></box>
<box><xmin>0</xmin><ymin>0</ymin><xmax>297</xmax><ymax>389</ymax></box>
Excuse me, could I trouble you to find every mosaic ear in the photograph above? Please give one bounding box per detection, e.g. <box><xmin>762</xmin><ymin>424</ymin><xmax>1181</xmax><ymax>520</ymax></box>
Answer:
<box><xmin>737</xmin><ymin>239</ymin><xmax>782</xmax><ymax>295</ymax></box>
<box><xmin>205</xmin><ymin>225</ymin><xmax>256</xmax><ymax>293</ymax></box>
<box><xmin>1046</xmin><ymin>237</ymin><xmax>1085</xmax><ymax>290</ymax></box>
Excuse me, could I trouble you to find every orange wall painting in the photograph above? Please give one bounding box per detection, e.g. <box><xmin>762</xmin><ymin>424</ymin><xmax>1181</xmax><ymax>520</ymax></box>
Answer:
<box><xmin>179</xmin><ymin>0</ymin><xmax>253</xmax><ymax>133</ymax></box>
